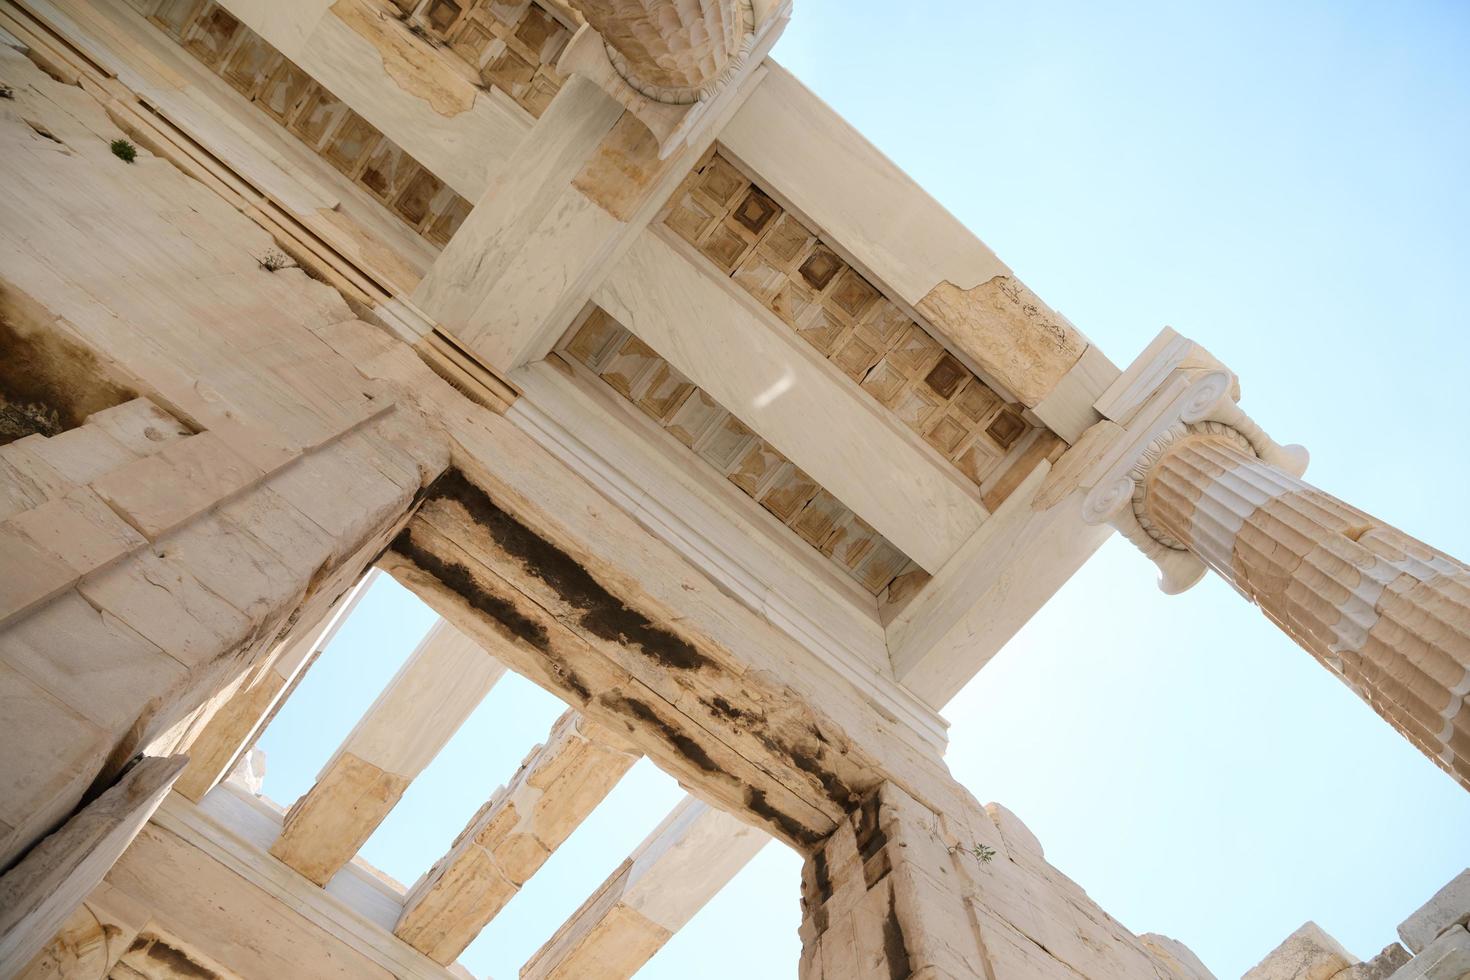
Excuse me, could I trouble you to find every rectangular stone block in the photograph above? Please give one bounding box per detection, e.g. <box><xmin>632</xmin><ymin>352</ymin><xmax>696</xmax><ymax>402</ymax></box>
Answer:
<box><xmin>6</xmin><ymin>488</ymin><xmax>145</xmax><ymax>577</ymax></box>
<box><xmin>91</xmin><ymin>432</ymin><xmax>263</xmax><ymax>540</ymax></box>
<box><xmin>1392</xmin><ymin>926</ymin><xmax>1470</xmax><ymax>980</ymax></box>
<box><xmin>0</xmin><ymin>437</ymin><xmax>71</xmax><ymax>501</ymax></box>
<box><xmin>159</xmin><ymin>512</ymin><xmax>304</xmax><ymax>622</ymax></box>
<box><xmin>1400</xmin><ymin>869</ymin><xmax>1470</xmax><ymax>954</ymax></box>
<box><xmin>0</xmin><ymin>661</ymin><xmax>111</xmax><ymax>868</ymax></box>
<box><xmin>0</xmin><ymin>456</ymin><xmax>53</xmax><ymax>523</ymax></box>
<box><xmin>23</xmin><ymin>423</ymin><xmax>137</xmax><ymax>485</ymax></box>
<box><xmin>0</xmin><ymin>590</ymin><xmax>187</xmax><ymax>734</ymax></box>
<box><xmin>77</xmin><ymin>549</ymin><xmax>252</xmax><ymax>670</ymax></box>
<box><xmin>0</xmin><ymin>526</ymin><xmax>77</xmax><ymax>628</ymax></box>
<box><xmin>83</xmin><ymin>400</ymin><xmax>191</xmax><ymax>458</ymax></box>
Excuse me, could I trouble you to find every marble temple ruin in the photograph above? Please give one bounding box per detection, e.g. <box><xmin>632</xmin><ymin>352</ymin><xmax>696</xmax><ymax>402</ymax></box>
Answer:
<box><xmin>0</xmin><ymin>1</ymin><xmax>1465</xmax><ymax>977</ymax></box>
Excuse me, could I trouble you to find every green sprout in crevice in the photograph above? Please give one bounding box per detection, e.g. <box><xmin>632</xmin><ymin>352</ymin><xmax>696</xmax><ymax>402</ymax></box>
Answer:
<box><xmin>110</xmin><ymin>138</ymin><xmax>137</xmax><ymax>163</ymax></box>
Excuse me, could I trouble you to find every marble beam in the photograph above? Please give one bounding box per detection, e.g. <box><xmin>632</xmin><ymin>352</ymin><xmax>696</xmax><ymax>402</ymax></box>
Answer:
<box><xmin>270</xmin><ymin>619</ymin><xmax>506</xmax><ymax>886</ymax></box>
<box><xmin>521</xmin><ymin>794</ymin><xmax>768</xmax><ymax>980</ymax></box>
<box><xmin>393</xmin><ymin>709</ymin><xmax>638</xmax><ymax>964</ymax></box>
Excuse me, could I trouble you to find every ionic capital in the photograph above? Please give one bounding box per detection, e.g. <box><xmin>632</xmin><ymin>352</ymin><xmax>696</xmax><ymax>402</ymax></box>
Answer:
<box><xmin>1080</xmin><ymin>339</ymin><xmax>1308</xmax><ymax>594</ymax></box>
<box><xmin>559</xmin><ymin>0</ymin><xmax>792</xmax><ymax>157</ymax></box>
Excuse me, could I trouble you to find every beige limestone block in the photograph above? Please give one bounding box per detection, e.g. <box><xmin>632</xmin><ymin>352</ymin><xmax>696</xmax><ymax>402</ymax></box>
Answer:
<box><xmin>0</xmin><ymin>754</ymin><xmax>185</xmax><ymax>976</ymax></box>
<box><xmin>1140</xmin><ymin>933</ymin><xmax>1218</xmax><ymax>980</ymax></box>
<box><xmin>269</xmin><ymin>751</ymin><xmax>413</xmax><ymax>886</ymax></box>
<box><xmin>0</xmin><ymin>524</ymin><xmax>77</xmax><ymax>628</ymax></box>
<box><xmin>0</xmin><ymin>456</ymin><xmax>51</xmax><ymax>523</ymax></box>
<box><xmin>23</xmin><ymin>423</ymin><xmax>139</xmax><ymax>487</ymax></box>
<box><xmin>1391</xmin><ymin>925</ymin><xmax>1470</xmax><ymax>980</ymax></box>
<box><xmin>5</xmin><ymin>488</ymin><xmax>145</xmax><ymax>578</ymax></box>
<box><xmin>0</xmin><ymin>437</ymin><xmax>73</xmax><ymax>503</ymax></box>
<box><xmin>90</xmin><ymin>431</ymin><xmax>263</xmax><ymax>540</ymax></box>
<box><xmin>0</xmin><ymin>661</ymin><xmax>113</xmax><ymax>868</ymax></box>
<box><xmin>984</xmin><ymin>802</ymin><xmax>1043</xmax><ymax>859</ymax></box>
<box><xmin>76</xmin><ymin>548</ymin><xmax>252</xmax><ymax>671</ymax></box>
<box><xmin>395</xmin><ymin>710</ymin><xmax>638</xmax><ymax>963</ymax></box>
<box><xmin>83</xmin><ymin>400</ymin><xmax>192</xmax><ymax>458</ymax></box>
<box><xmin>1242</xmin><ymin>922</ymin><xmax>1355</xmax><ymax>980</ymax></box>
<box><xmin>1399</xmin><ymin>868</ymin><xmax>1470</xmax><ymax>954</ymax></box>
<box><xmin>1335</xmin><ymin>943</ymin><xmax>1411</xmax><ymax>980</ymax></box>
<box><xmin>523</xmin><ymin>794</ymin><xmax>766</xmax><ymax>979</ymax></box>
<box><xmin>157</xmin><ymin>511</ymin><xmax>305</xmax><ymax>624</ymax></box>
<box><xmin>266</xmin><ymin>436</ymin><xmax>415</xmax><ymax>559</ymax></box>
<box><xmin>213</xmin><ymin>485</ymin><xmax>336</xmax><ymax>585</ymax></box>
<box><xmin>0</xmin><ymin>590</ymin><xmax>187</xmax><ymax>736</ymax></box>
<box><xmin>916</xmin><ymin>276</ymin><xmax>1086</xmax><ymax>409</ymax></box>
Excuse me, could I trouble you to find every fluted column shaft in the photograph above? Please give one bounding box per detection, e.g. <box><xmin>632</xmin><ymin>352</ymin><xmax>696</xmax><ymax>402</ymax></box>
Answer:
<box><xmin>1141</xmin><ymin>423</ymin><xmax>1470</xmax><ymax>789</ymax></box>
<box><xmin>571</xmin><ymin>0</ymin><xmax>750</xmax><ymax>101</ymax></box>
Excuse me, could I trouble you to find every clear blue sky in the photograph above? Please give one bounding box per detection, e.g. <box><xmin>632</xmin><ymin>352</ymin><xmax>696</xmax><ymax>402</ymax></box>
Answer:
<box><xmin>258</xmin><ymin>2</ymin><xmax>1470</xmax><ymax>977</ymax></box>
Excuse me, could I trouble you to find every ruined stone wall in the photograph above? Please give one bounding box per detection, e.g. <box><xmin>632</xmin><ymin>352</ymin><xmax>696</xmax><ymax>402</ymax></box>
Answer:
<box><xmin>798</xmin><ymin>783</ymin><xmax>1213</xmax><ymax>980</ymax></box>
<box><xmin>0</xmin><ymin>43</ymin><xmax>446</xmax><ymax>869</ymax></box>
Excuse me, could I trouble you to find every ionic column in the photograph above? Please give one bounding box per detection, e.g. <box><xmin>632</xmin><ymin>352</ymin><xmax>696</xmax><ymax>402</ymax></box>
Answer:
<box><xmin>1085</xmin><ymin>335</ymin><xmax>1470</xmax><ymax>790</ymax></box>
<box><xmin>1145</xmin><ymin>423</ymin><xmax>1470</xmax><ymax>784</ymax></box>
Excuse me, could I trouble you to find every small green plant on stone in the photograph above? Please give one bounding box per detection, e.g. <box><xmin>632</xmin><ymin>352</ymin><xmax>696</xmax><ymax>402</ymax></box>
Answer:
<box><xmin>110</xmin><ymin>138</ymin><xmax>137</xmax><ymax>163</ymax></box>
<box><xmin>970</xmin><ymin>843</ymin><xmax>996</xmax><ymax>864</ymax></box>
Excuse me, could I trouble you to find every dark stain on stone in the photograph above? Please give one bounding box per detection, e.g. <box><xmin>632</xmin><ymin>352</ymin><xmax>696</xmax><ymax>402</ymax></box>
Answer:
<box><xmin>755</xmin><ymin>731</ymin><xmax>857</xmax><ymax>811</ymax></box>
<box><xmin>600</xmin><ymin>693</ymin><xmax>719</xmax><ymax>774</ymax></box>
<box><xmin>746</xmin><ymin>787</ymin><xmax>822</xmax><ymax>848</ymax></box>
<box><xmin>812</xmin><ymin>848</ymin><xmax>833</xmax><ymax>903</ymax></box>
<box><xmin>391</xmin><ymin>525</ymin><xmax>548</xmax><ymax>652</ymax></box>
<box><xmin>0</xmin><ymin>285</ymin><xmax>136</xmax><ymax>445</ymax></box>
<box><xmin>428</xmin><ymin>470</ymin><xmax>712</xmax><ymax>672</ymax></box>
<box><xmin>882</xmin><ymin>898</ymin><xmax>912</xmax><ymax>980</ymax></box>
<box><xmin>142</xmin><ymin>938</ymin><xmax>220</xmax><ymax>979</ymax></box>
<box><xmin>706</xmin><ymin>695</ymin><xmax>758</xmax><ymax>724</ymax></box>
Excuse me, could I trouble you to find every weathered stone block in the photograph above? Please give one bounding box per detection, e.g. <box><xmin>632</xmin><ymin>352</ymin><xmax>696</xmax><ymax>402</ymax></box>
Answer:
<box><xmin>1391</xmin><ymin>926</ymin><xmax>1470</xmax><ymax>980</ymax></box>
<box><xmin>77</xmin><ymin>549</ymin><xmax>252</xmax><ymax>670</ymax></box>
<box><xmin>0</xmin><ymin>437</ymin><xmax>71</xmax><ymax>501</ymax></box>
<box><xmin>24</xmin><ymin>422</ymin><xmax>137</xmax><ymax>485</ymax></box>
<box><xmin>0</xmin><ymin>525</ymin><xmax>78</xmax><ymax>627</ymax></box>
<box><xmin>985</xmin><ymin>802</ymin><xmax>1043</xmax><ymax>859</ymax></box>
<box><xmin>6</xmin><ymin>488</ymin><xmax>145</xmax><ymax>577</ymax></box>
<box><xmin>1336</xmin><ymin>942</ymin><xmax>1411</xmax><ymax>980</ymax></box>
<box><xmin>1242</xmin><ymin>921</ymin><xmax>1355</xmax><ymax>980</ymax></box>
<box><xmin>0</xmin><ymin>661</ymin><xmax>111</xmax><ymax>868</ymax></box>
<box><xmin>0</xmin><ymin>591</ymin><xmax>186</xmax><ymax>735</ymax></box>
<box><xmin>1399</xmin><ymin>869</ymin><xmax>1470</xmax><ymax>954</ymax></box>
<box><xmin>83</xmin><ymin>400</ymin><xmax>190</xmax><ymax>458</ymax></box>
